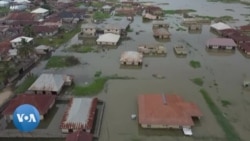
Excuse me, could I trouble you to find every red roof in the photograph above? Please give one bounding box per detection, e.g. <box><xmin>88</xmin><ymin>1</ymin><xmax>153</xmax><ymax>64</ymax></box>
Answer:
<box><xmin>7</xmin><ymin>12</ymin><xmax>37</xmax><ymax>21</ymax></box>
<box><xmin>239</xmin><ymin>43</ymin><xmax>250</xmax><ymax>52</ymax></box>
<box><xmin>138</xmin><ymin>94</ymin><xmax>203</xmax><ymax>126</ymax></box>
<box><xmin>65</xmin><ymin>131</ymin><xmax>93</xmax><ymax>141</ymax></box>
<box><xmin>240</xmin><ymin>25</ymin><xmax>250</xmax><ymax>31</ymax></box>
<box><xmin>0</xmin><ymin>41</ymin><xmax>11</xmax><ymax>54</ymax></box>
<box><xmin>2</xmin><ymin>94</ymin><xmax>56</xmax><ymax>115</ymax></box>
<box><xmin>60</xmin><ymin>98</ymin><xmax>98</xmax><ymax>131</ymax></box>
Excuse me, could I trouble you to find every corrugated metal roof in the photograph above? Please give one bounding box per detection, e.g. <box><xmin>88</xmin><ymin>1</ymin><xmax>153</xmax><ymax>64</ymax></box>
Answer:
<box><xmin>28</xmin><ymin>73</ymin><xmax>65</xmax><ymax>92</ymax></box>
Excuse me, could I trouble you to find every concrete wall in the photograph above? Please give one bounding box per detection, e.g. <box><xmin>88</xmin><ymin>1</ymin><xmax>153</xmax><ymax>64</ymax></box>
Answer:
<box><xmin>141</xmin><ymin>124</ymin><xmax>186</xmax><ymax>129</ymax></box>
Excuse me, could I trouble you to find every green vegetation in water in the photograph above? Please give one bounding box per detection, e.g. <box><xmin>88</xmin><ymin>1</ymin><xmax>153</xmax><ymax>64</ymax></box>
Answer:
<box><xmin>94</xmin><ymin>71</ymin><xmax>102</xmax><ymax>77</ymax></box>
<box><xmin>75</xmin><ymin>1</ymin><xmax>84</xmax><ymax>7</ymax></box>
<box><xmin>200</xmin><ymin>89</ymin><xmax>241</xmax><ymax>141</ymax></box>
<box><xmin>35</xmin><ymin>24</ymin><xmax>81</xmax><ymax>48</ymax></box>
<box><xmin>221</xmin><ymin>100</ymin><xmax>232</xmax><ymax>107</ymax></box>
<box><xmin>15</xmin><ymin>75</ymin><xmax>37</xmax><ymax>94</ymax></box>
<box><xmin>225</xmin><ymin>9</ymin><xmax>235</xmax><ymax>12</ymax></box>
<box><xmin>191</xmin><ymin>78</ymin><xmax>204</xmax><ymax>86</ymax></box>
<box><xmin>164</xmin><ymin>9</ymin><xmax>196</xmax><ymax>15</ymax></box>
<box><xmin>207</xmin><ymin>0</ymin><xmax>239</xmax><ymax>3</ymax></box>
<box><xmin>66</xmin><ymin>44</ymin><xmax>95</xmax><ymax>53</ymax></box>
<box><xmin>196</xmin><ymin>15</ymin><xmax>234</xmax><ymax>22</ymax></box>
<box><xmin>73</xmin><ymin>75</ymin><xmax>134</xmax><ymax>95</ymax></box>
<box><xmin>189</xmin><ymin>60</ymin><xmax>201</xmax><ymax>68</ymax></box>
<box><xmin>93</xmin><ymin>11</ymin><xmax>110</xmax><ymax>20</ymax></box>
<box><xmin>46</xmin><ymin>56</ymin><xmax>80</xmax><ymax>69</ymax></box>
<box><xmin>176</xmin><ymin>27</ymin><xmax>187</xmax><ymax>31</ymax></box>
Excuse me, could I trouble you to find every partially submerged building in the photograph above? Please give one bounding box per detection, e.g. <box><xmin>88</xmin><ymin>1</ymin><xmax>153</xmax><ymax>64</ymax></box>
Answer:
<box><xmin>238</xmin><ymin>43</ymin><xmax>250</xmax><ymax>55</ymax></box>
<box><xmin>35</xmin><ymin>45</ymin><xmax>53</xmax><ymax>55</ymax></box>
<box><xmin>138</xmin><ymin>94</ymin><xmax>202</xmax><ymax>135</ymax></box>
<box><xmin>153</xmin><ymin>28</ymin><xmax>171</xmax><ymax>39</ymax></box>
<box><xmin>60</xmin><ymin>97</ymin><xmax>98</xmax><ymax>133</ymax></box>
<box><xmin>79</xmin><ymin>24</ymin><xmax>97</xmax><ymax>38</ymax></box>
<box><xmin>28</xmin><ymin>73</ymin><xmax>73</xmax><ymax>95</ymax></box>
<box><xmin>96</xmin><ymin>33</ymin><xmax>120</xmax><ymax>46</ymax></box>
<box><xmin>138</xmin><ymin>44</ymin><xmax>167</xmax><ymax>55</ymax></box>
<box><xmin>120</xmin><ymin>51</ymin><xmax>143</xmax><ymax>65</ymax></box>
<box><xmin>174</xmin><ymin>45</ymin><xmax>187</xmax><ymax>55</ymax></box>
<box><xmin>188</xmin><ymin>23</ymin><xmax>202</xmax><ymax>32</ymax></box>
<box><xmin>2</xmin><ymin>94</ymin><xmax>56</xmax><ymax>120</ymax></box>
<box><xmin>210</xmin><ymin>22</ymin><xmax>232</xmax><ymax>34</ymax></box>
<box><xmin>206</xmin><ymin>38</ymin><xmax>237</xmax><ymax>50</ymax></box>
<box><xmin>152</xmin><ymin>20</ymin><xmax>169</xmax><ymax>29</ymax></box>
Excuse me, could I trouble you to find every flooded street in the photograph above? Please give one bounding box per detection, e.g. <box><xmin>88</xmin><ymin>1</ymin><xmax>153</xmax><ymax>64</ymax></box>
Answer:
<box><xmin>25</xmin><ymin>0</ymin><xmax>250</xmax><ymax>141</ymax></box>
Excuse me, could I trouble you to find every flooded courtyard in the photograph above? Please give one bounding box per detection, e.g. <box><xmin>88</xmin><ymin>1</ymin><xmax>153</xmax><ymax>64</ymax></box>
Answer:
<box><xmin>6</xmin><ymin>0</ymin><xmax>250</xmax><ymax>140</ymax></box>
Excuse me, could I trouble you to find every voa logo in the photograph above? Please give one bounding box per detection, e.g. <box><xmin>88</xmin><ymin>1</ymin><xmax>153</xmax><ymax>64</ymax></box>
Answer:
<box><xmin>13</xmin><ymin>104</ymin><xmax>40</xmax><ymax>132</ymax></box>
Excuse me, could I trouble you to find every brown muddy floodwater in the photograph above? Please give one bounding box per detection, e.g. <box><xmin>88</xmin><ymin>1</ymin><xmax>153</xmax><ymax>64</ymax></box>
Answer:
<box><xmin>13</xmin><ymin>0</ymin><xmax>250</xmax><ymax>141</ymax></box>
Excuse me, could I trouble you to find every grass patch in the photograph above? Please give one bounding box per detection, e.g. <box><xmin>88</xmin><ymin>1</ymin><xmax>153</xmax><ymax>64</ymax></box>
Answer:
<box><xmin>46</xmin><ymin>56</ymin><xmax>80</xmax><ymax>69</ymax></box>
<box><xmin>189</xmin><ymin>60</ymin><xmax>201</xmax><ymax>68</ymax></box>
<box><xmin>93</xmin><ymin>11</ymin><xmax>110</xmax><ymax>20</ymax></box>
<box><xmin>66</xmin><ymin>44</ymin><xmax>95</xmax><ymax>53</ymax></box>
<box><xmin>164</xmin><ymin>9</ymin><xmax>196</xmax><ymax>14</ymax></box>
<box><xmin>35</xmin><ymin>24</ymin><xmax>81</xmax><ymax>48</ymax></box>
<box><xmin>94</xmin><ymin>71</ymin><xmax>102</xmax><ymax>77</ymax></box>
<box><xmin>221</xmin><ymin>100</ymin><xmax>232</xmax><ymax>107</ymax></box>
<box><xmin>191</xmin><ymin>78</ymin><xmax>204</xmax><ymax>86</ymax></box>
<box><xmin>200</xmin><ymin>89</ymin><xmax>241</xmax><ymax>141</ymax></box>
<box><xmin>15</xmin><ymin>75</ymin><xmax>37</xmax><ymax>94</ymax></box>
<box><xmin>73</xmin><ymin>75</ymin><xmax>134</xmax><ymax>95</ymax></box>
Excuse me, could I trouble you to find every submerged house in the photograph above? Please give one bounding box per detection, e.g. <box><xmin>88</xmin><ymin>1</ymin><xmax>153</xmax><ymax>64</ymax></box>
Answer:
<box><xmin>188</xmin><ymin>23</ymin><xmax>202</xmax><ymax>32</ymax></box>
<box><xmin>206</xmin><ymin>38</ymin><xmax>237</xmax><ymax>50</ymax></box>
<box><xmin>152</xmin><ymin>20</ymin><xmax>169</xmax><ymax>29</ymax></box>
<box><xmin>28</xmin><ymin>73</ymin><xmax>73</xmax><ymax>95</ymax></box>
<box><xmin>96</xmin><ymin>33</ymin><xmax>120</xmax><ymax>46</ymax></box>
<box><xmin>210</xmin><ymin>22</ymin><xmax>232</xmax><ymax>34</ymax></box>
<box><xmin>238</xmin><ymin>43</ymin><xmax>250</xmax><ymax>55</ymax></box>
<box><xmin>60</xmin><ymin>97</ymin><xmax>98</xmax><ymax>133</ymax></box>
<box><xmin>138</xmin><ymin>44</ymin><xmax>167</xmax><ymax>55</ymax></box>
<box><xmin>138</xmin><ymin>94</ymin><xmax>202</xmax><ymax>135</ymax></box>
<box><xmin>120</xmin><ymin>51</ymin><xmax>143</xmax><ymax>65</ymax></box>
<box><xmin>153</xmin><ymin>28</ymin><xmax>171</xmax><ymax>39</ymax></box>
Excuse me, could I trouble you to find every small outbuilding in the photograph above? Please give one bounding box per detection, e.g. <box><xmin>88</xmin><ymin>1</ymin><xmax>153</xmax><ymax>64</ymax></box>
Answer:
<box><xmin>120</xmin><ymin>51</ymin><xmax>143</xmax><ymax>65</ymax></box>
<box><xmin>96</xmin><ymin>33</ymin><xmax>120</xmax><ymax>46</ymax></box>
<box><xmin>2</xmin><ymin>94</ymin><xmax>56</xmax><ymax>120</ymax></box>
<box><xmin>206</xmin><ymin>38</ymin><xmax>237</xmax><ymax>50</ymax></box>
<box><xmin>35</xmin><ymin>45</ymin><xmax>53</xmax><ymax>55</ymax></box>
<box><xmin>28</xmin><ymin>73</ymin><xmax>73</xmax><ymax>95</ymax></box>
<box><xmin>60</xmin><ymin>97</ymin><xmax>98</xmax><ymax>133</ymax></box>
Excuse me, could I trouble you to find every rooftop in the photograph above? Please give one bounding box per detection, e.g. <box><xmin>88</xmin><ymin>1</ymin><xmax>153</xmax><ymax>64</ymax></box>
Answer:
<box><xmin>65</xmin><ymin>131</ymin><xmax>93</xmax><ymax>141</ymax></box>
<box><xmin>2</xmin><ymin>94</ymin><xmax>56</xmax><ymax>115</ymax></box>
<box><xmin>97</xmin><ymin>33</ymin><xmax>120</xmax><ymax>43</ymax></box>
<box><xmin>138</xmin><ymin>94</ymin><xmax>203</xmax><ymax>126</ymax></box>
<box><xmin>60</xmin><ymin>97</ymin><xmax>98</xmax><ymax>130</ymax></box>
<box><xmin>31</xmin><ymin>7</ymin><xmax>49</xmax><ymax>14</ymax></box>
<box><xmin>10</xmin><ymin>36</ymin><xmax>33</xmax><ymax>43</ymax></box>
<box><xmin>28</xmin><ymin>73</ymin><xmax>67</xmax><ymax>92</ymax></box>
<box><xmin>206</xmin><ymin>38</ymin><xmax>237</xmax><ymax>47</ymax></box>
<box><xmin>210</xmin><ymin>22</ymin><xmax>232</xmax><ymax>31</ymax></box>
<box><xmin>120</xmin><ymin>51</ymin><xmax>143</xmax><ymax>62</ymax></box>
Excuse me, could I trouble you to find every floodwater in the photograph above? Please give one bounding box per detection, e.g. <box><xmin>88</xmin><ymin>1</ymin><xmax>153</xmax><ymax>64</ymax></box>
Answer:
<box><xmin>6</xmin><ymin>0</ymin><xmax>250</xmax><ymax>140</ymax></box>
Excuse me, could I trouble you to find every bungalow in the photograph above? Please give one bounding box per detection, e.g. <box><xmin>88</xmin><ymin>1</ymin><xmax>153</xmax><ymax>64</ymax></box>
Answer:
<box><xmin>104</xmin><ymin>23</ymin><xmax>122</xmax><ymax>35</ymax></box>
<box><xmin>2</xmin><ymin>94</ymin><xmax>56</xmax><ymax>120</ymax></box>
<box><xmin>60</xmin><ymin>97</ymin><xmax>98</xmax><ymax>133</ymax></box>
<box><xmin>239</xmin><ymin>24</ymin><xmax>250</xmax><ymax>34</ymax></box>
<box><xmin>152</xmin><ymin>20</ymin><xmax>169</xmax><ymax>29</ymax></box>
<box><xmin>28</xmin><ymin>73</ymin><xmax>73</xmax><ymax>95</ymax></box>
<box><xmin>0</xmin><ymin>41</ymin><xmax>11</xmax><ymax>61</ymax></box>
<box><xmin>102</xmin><ymin>5</ymin><xmax>112</xmax><ymax>13</ymax></box>
<box><xmin>35</xmin><ymin>45</ymin><xmax>53</xmax><ymax>55</ymax></box>
<box><xmin>138</xmin><ymin>94</ymin><xmax>202</xmax><ymax>135</ymax></box>
<box><xmin>96</xmin><ymin>33</ymin><xmax>120</xmax><ymax>46</ymax></box>
<box><xmin>65</xmin><ymin>131</ymin><xmax>93</xmax><ymax>141</ymax></box>
<box><xmin>31</xmin><ymin>7</ymin><xmax>49</xmax><ymax>20</ymax></box>
<box><xmin>188</xmin><ymin>23</ymin><xmax>202</xmax><ymax>32</ymax></box>
<box><xmin>33</xmin><ymin>25</ymin><xmax>58</xmax><ymax>37</ymax></box>
<box><xmin>210</xmin><ymin>22</ymin><xmax>232</xmax><ymax>34</ymax></box>
<box><xmin>206</xmin><ymin>38</ymin><xmax>237</xmax><ymax>50</ymax></box>
<box><xmin>120</xmin><ymin>51</ymin><xmax>143</xmax><ymax>65</ymax></box>
<box><xmin>10</xmin><ymin>36</ymin><xmax>33</xmax><ymax>48</ymax></box>
<box><xmin>144</xmin><ymin>6</ymin><xmax>163</xmax><ymax>16</ymax></box>
<box><xmin>238</xmin><ymin>43</ymin><xmax>250</xmax><ymax>55</ymax></box>
<box><xmin>80</xmin><ymin>24</ymin><xmax>97</xmax><ymax>37</ymax></box>
<box><xmin>6</xmin><ymin>12</ymin><xmax>40</xmax><ymax>26</ymax></box>
<box><xmin>153</xmin><ymin>28</ymin><xmax>171</xmax><ymax>39</ymax></box>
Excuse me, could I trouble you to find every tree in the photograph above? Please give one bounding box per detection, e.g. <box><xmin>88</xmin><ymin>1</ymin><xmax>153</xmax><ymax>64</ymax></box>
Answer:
<box><xmin>18</xmin><ymin>38</ymin><xmax>34</xmax><ymax>59</ymax></box>
<box><xmin>23</xmin><ymin>25</ymin><xmax>35</xmax><ymax>37</ymax></box>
